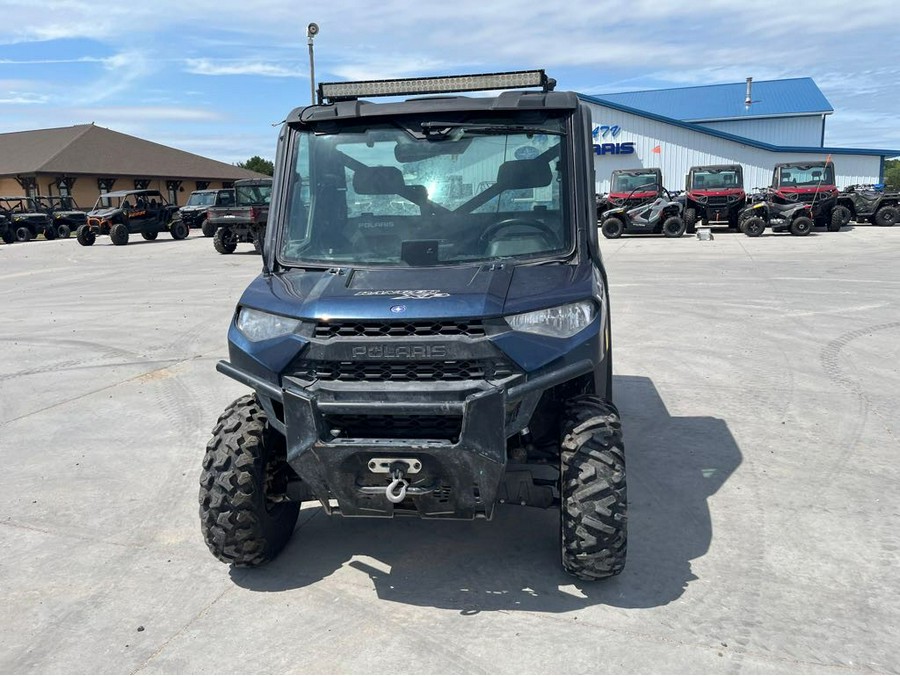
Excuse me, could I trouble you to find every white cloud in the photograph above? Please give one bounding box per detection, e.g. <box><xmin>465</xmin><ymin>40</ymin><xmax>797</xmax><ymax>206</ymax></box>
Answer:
<box><xmin>183</xmin><ymin>59</ymin><xmax>303</xmax><ymax>78</ymax></box>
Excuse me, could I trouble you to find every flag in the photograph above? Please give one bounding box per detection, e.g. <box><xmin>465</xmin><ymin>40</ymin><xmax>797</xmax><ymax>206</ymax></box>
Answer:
<box><xmin>652</xmin><ymin>145</ymin><xmax>661</xmax><ymax>154</ymax></box>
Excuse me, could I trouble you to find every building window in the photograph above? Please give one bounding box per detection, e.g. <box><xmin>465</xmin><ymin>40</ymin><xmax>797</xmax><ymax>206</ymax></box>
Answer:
<box><xmin>55</xmin><ymin>176</ymin><xmax>76</xmax><ymax>198</ymax></box>
<box><xmin>196</xmin><ymin>181</ymin><xmax>210</xmax><ymax>190</ymax></box>
<box><xmin>16</xmin><ymin>175</ymin><xmax>38</xmax><ymax>197</ymax></box>
<box><xmin>98</xmin><ymin>177</ymin><xmax>116</xmax><ymax>207</ymax></box>
<box><xmin>134</xmin><ymin>179</ymin><xmax>151</xmax><ymax>190</ymax></box>
<box><xmin>165</xmin><ymin>180</ymin><xmax>182</xmax><ymax>206</ymax></box>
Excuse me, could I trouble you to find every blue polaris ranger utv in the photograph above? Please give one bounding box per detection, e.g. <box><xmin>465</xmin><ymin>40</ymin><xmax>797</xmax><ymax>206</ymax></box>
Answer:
<box><xmin>200</xmin><ymin>70</ymin><xmax>626</xmax><ymax>580</ymax></box>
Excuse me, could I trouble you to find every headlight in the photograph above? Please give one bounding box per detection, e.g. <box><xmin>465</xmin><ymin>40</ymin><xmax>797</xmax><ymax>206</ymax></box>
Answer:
<box><xmin>505</xmin><ymin>301</ymin><xmax>596</xmax><ymax>338</ymax></box>
<box><xmin>237</xmin><ymin>307</ymin><xmax>301</xmax><ymax>342</ymax></box>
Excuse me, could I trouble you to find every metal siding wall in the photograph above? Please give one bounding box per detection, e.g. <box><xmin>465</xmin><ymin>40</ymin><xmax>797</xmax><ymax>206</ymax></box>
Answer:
<box><xmin>588</xmin><ymin>103</ymin><xmax>882</xmax><ymax>192</ymax></box>
<box><xmin>698</xmin><ymin>117</ymin><xmax>823</xmax><ymax>147</ymax></box>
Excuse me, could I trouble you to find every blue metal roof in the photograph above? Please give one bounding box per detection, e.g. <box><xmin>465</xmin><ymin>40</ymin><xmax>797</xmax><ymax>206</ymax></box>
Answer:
<box><xmin>577</xmin><ymin>93</ymin><xmax>900</xmax><ymax>158</ymax></box>
<box><xmin>595</xmin><ymin>78</ymin><xmax>834</xmax><ymax>122</ymax></box>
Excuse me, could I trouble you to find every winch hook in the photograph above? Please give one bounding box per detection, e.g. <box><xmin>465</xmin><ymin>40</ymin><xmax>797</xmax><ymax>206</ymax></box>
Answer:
<box><xmin>385</xmin><ymin>468</ymin><xmax>409</xmax><ymax>503</ymax></box>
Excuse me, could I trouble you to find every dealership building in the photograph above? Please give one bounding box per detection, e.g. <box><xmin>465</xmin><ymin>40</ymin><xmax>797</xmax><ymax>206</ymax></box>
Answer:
<box><xmin>580</xmin><ymin>78</ymin><xmax>899</xmax><ymax>193</ymax></box>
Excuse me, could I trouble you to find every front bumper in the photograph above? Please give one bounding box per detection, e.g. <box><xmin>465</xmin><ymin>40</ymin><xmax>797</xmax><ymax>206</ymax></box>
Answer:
<box><xmin>216</xmin><ymin>357</ymin><xmax>594</xmax><ymax>519</ymax></box>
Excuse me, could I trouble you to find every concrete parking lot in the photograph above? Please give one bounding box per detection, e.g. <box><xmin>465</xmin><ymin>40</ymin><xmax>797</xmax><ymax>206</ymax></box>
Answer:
<box><xmin>1</xmin><ymin>226</ymin><xmax>898</xmax><ymax>674</ymax></box>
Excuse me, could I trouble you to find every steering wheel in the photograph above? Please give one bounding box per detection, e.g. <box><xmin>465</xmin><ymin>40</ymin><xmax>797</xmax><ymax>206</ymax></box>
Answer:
<box><xmin>477</xmin><ymin>217</ymin><xmax>558</xmax><ymax>247</ymax></box>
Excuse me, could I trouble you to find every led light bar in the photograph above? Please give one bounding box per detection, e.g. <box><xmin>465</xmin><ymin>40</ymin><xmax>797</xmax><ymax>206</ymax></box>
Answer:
<box><xmin>318</xmin><ymin>70</ymin><xmax>552</xmax><ymax>103</ymax></box>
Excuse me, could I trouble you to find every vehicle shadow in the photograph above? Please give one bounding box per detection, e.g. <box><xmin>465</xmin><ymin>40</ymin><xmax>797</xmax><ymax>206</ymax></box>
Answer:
<box><xmin>230</xmin><ymin>374</ymin><xmax>742</xmax><ymax>612</ymax></box>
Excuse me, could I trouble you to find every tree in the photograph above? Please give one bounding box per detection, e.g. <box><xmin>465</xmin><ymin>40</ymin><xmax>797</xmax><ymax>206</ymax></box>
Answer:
<box><xmin>885</xmin><ymin>159</ymin><xmax>900</xmax><ymax>190</ymax></box>
<box><xmin>236</xmin><ymin>155</ymin><xmax>274</xmax><ymax>176</ymax></box>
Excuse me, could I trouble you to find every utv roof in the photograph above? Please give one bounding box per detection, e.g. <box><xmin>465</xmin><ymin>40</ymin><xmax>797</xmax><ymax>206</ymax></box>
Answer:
<box><xmin>611</xmin><ymin>168</ymin><xmax>661</xmax><ymax>174</ymax></box>
<box><xmin>100</xmin><ymin>189</ymin><xmax>164</xmax><ymax>198</ymax></box>
<box><xmin>689</xmin><ymin>164</ymin><xmax>742</xmax><ymax>171</ymax></box>
<box><xmin>233</xmin><ymin>178</ymin><xmax>272</xmax><ymax>186</ymax></box>
<box><xmin>774</xmin><ymin>161</ymin><xmax>833</xmax><ymax>168</ymax></box>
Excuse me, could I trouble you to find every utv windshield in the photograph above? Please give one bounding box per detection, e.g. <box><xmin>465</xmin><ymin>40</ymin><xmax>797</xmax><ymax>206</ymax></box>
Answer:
<box><xmin>186</xmin><ymin>192</ymin><xmax>217</xmax><ymax>207</ymax></box>
<box><xmin>690</xmin><ymin>168</ymin><xmax>741</xmax><ymax>190</ymax></box>
<box><xmin>611</xmin><ymin>172</ymin><xmax>658</xmax><ymax>194</ymax></box>
<box><xmin>776</xmin><ymin>164</ymin><xmax>835</xmax><ymax>188</ymax></box>
<box><xmin>279</xmin><ymin>116</ymin><xmax>569</xmax><ymax>267</ymax></box>
<box><xmin>236</xmin><ymin>183</ymin><xmax>272</xmax><ymax>206</ymax></box>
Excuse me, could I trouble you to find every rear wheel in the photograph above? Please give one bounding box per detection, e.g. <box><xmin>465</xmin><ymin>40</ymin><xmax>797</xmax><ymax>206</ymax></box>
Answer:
<box><xmin>213</xmin><ymin>226</ymin><xmax>238</xmax><ymax>253</ymax></box>
<box><xmin>199</xmin><ymin>394</ymin><xmax>300</xmax><ymax>566</ymax></box>
<box><xmin>201</xmin><ymin>219</ymin><xmax>216</xmax><ymax>237</ymax></box>
<box><xmin>829</xmin><ymin>206</ymin><xmax>851</xmax><ymax>231</ymax></box>
<box><xmin>662</xmin><ymin>215</ymin><xmax>685</xmax><ymax>238</ymax></box>
<box><xmin>790</xmin><ymin>216</ymin><xmax>813</xmax><ymax>236</ymax></box>
<box><xmin>600</xmin><ymin>217</ymin><xmax>624</xmax><ymax>240</ymax></box>
<box><xmin>2</xmin><ymin>229</ymin><xmax>15</xmax><ymax>244</ymax></box>
<box><xmin>44</xmin><ymin>225</ymin><xmax>57</xmax><ymax>240</ymax></box>
<box><xmin>76</xmin><ymin>224</ymin><xmax>95</xmax><ymax>246</ymax></box>
<box><xmin>170</xmin><ymin>220</ymin><xmax>189</xmax><ymax>240</ymax></box>
<box><xmin>57</xmin><ymin>224</ymin><xmax>71</xmax><ymax>239</ymax></box>
<box><xmin>874</xmin><ymin>205</ymin><xmax>898</xmax><ymax>227</ymax></box>
<box><xmin>740</xmin><ymin>216</ymin><xmax>766</xmax><ymax>237</ymax></box>
<box><xmin>110</xmin><ymin>223</ymin><xmax>129</xmax><ymax>245</ymax></box>
<box><xmin>560</xmin><ymin>395</ymin><xmax>627</xmax><ymax>580</ymax></box>
<box><xmin>15</xmin><ymin>226</ymin><xmax>31</xmax><ymax>242</ymax></box>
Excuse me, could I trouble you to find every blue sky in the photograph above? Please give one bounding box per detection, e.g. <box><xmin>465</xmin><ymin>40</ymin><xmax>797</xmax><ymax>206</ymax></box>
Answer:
<box><xmin>1</xmin><ymin>0</ymin><xmax>897</xmax><ymax>164</ymax></box>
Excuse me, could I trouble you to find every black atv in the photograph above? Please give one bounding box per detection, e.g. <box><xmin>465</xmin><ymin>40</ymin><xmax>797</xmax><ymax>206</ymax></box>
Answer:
<box><xmin>738</xmin><ymin>189</ymin><xmax>814</xmax><ymax>237</ymax></box>
<box><xmin>600</xmin><ymin>184</ymin><xmax>685</xmax><ymax>238</ymax></box>
<box><xmin>199</xmin><ymin>69</ymin><xmax>627</xmax><ymax>581</ymax></box>
<box><xmin>835</xmin><ymin>184</ymin><xmax>899</xmax><ymax>227</ymax></box>
<box><xmin>78</xmin><ymin>189</ymin><xmax>186</xmax><ymax>246</ymax></box>
<box><xmin>0</xmin><ymin>196</ymin><xmax>56</xmax><ymax>242</ymax></box>
<box><xmin>179</xmin><ymin>188</ymin><xmax>236</xmax><ymax>237</ymax></box>
<box><xmin>33</xmin><ymin>195</ymin><xmax>87</xmax><ymax>238</ymax></box>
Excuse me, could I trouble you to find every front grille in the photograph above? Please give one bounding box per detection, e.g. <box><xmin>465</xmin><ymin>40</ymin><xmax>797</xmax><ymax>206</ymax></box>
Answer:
<box><xmin>707</xmin><ymin>196</ymin><xmax>730</xmax><ymax>207</ymax></box>
<box><xmin>314</xmin><ymin>320</ymin><xmax>485</xmax><ymax>339</ymax></box>
<box><xmin>324</xmin><ymin>414</ymin><xmax>462</xmax><ymax>440</ymax></box>
<box><xmin>296</xmin><ymin>359</ymin><xmax>516</xmax><ymax>382</ymax></box>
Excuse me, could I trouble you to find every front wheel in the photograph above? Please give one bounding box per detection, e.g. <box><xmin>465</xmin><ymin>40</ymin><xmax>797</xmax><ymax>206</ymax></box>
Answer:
<box><xmin>15</xmin><ymin>226</ymin><xmax>32</xmax><ymax>242</ymax></box>
<box><xmin>740</xmin><ymin>216</ymin><xmax>766</xmax><ymax>237</ymax></box>
<box><xmin>44</xmin><ymin>225</ymin><xmax>57</xmax><ymax>241</ymax></box>
<box><xmin>662</xmin><ymin>215</ymin><xmax>685</xmax><ymax>238</ymax></box>
<box><xmin>829</xmin><ymin>206</ymin><xmax>851</xmax><ymax>231</ymax></box>
<box><xmin>683</xmin><ymin>207</ymin><xmax>697</xmax><ymax>234</ymax></box>
<box><xmin>76</xmin><ymin>224</ymin><xmax>96</xmax><ymax>246</ymax></box>
<box><xmin>213</xmin><ymin>226</ymin><xmax>238</xmax><ymax>253</ymax></box>
<box><xmin>600</xmin><ymin>217</ymin><xmax>624</xmax><ymax>240</ymax></box>
<box><xmin>110</xmin><ymin>223</ymin><xmax>129</xmax><ymax>245</ymax></box>
<box><xmin>790</xmin><ymin>216</ymin><xmax>813</xmax><ymax>236</ymax></box>
<box><xmin>560</xmin><ymin>395</ymin><xmax>627</xmax><ymax>580</ymax></box>
<box><xmin>57</xmin><ymin>224</ymin><xmax>71</xmax><ymax>239</ymax></box>
<box><xmin>170</xmin><ymin>220</ymin><xmax>189</xmax><ymax>240</ymax></box>
<box><xmin>874</xmin><ymin>205</ymin><xmax>898</xmax><ymax>227</ymax></box>
<box><xmin>201</xmin><ymin>219</ymin><xmax>216</xmax><ymax>237</ymax></box>
<box><xmin>199</xmin><ymin>394</ymin><xmax>300</xmax><ymax>566</ymax></box>
<box><xmin>1</xmin><ymin>229</ymin><xmax>15</xmax><ymax>244</ymax></box>
<box><xmin>141</xmin><ymin>229</ymin><xmax>158</xmax><ymax>241</ymax></box>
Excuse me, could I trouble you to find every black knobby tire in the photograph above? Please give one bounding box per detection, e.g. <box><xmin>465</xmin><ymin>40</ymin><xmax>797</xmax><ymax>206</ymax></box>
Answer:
<box><xmin>829</xmin><ymin>206</ymin><xmax>851</xmax><ymax>231</ymax></box>
<box><xmin>201</xmin><ymin>219</ymin><xmax>216</xmax><ymax>237</ymax></box>
<box><xmin>44</xmin><ymin>225</ymin><xmax>57</xmax><ymax>241</ymax></box>
<box><xmin>790</xmin><ymin>216</ymin><xmax>813</xmax><ymax>236</ymax></box>
<box><xmin>213</xmin><ymin>226</ymin><xmax>238</xmax><ymax>253</ymax></box>
<box><xmin>76</xmin><ymin>224</ymin><xmax>95</xmax><ymax>246</ymax></box>
<box><xmin>1</xmin><ymin>229</ymin><xmax>14</xmax><ymax>244</ymax></box>
<box><xmin>600</xmin><ymin>217</ymin><xmax>624</xmax><ymax>240</ymax></box>
<box><xmin>15</xmin><ymin>226</ymin><xmax>31</xmax><ymax>242</ymax></box>
<box><xmin>141</xmin><ymin>229</ymin><xmax>159</xmax><ymax>241</ymax></box>
<box><xmin>662</xmin><ymin>215</ymin><xmax>685</xmax><ymax>238</ymax></box>
<box><xmin>199</xmin><ymin>394</ymin><xmax>300</xmax><ymax>566</ymax></box>
<box><xmin>740</xmin><ymin>216</ymin><xmax>766</xmax><ymax>237</ymax></box>
<box><xmin>874</xmin><ymin>205</ymin><xmax>898</xmax><ymax>227</ymax></box>
<box><xmin>57</xmin><ymin>224</ymin><xmax>71</xmax><ymax>239</ymax></box>
<box><xmin>110</xmin><ymin>223</ymin><xmax>129</xmax><ymax>245</ymax></box>
<box><xmin>683</xmin><ymin>207</ymin><xmax>697</xmax><ymax>234</ymax></box>
<box><xmin>560</xmin><ymin>395</ymin><xmax>627</xmax><ymax>580</ymax></box>
<box><xmin>170</xmin><ymin>220</ymin><xmax>189</xmax><ymax>240</ymax></box>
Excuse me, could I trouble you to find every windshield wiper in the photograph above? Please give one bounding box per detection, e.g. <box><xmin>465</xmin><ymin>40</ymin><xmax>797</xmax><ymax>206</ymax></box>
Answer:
<box><xmin>420</xmin><ymin>122</ymin><xmax>563</xmax><ymax>137</ymax></box>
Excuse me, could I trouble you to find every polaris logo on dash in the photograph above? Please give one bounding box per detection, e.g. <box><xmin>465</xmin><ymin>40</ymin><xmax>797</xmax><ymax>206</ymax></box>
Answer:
<box><xmin>594</xmin><ymin>142</ymin><xmax>635</xmax><ymax>156</ymax></box>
